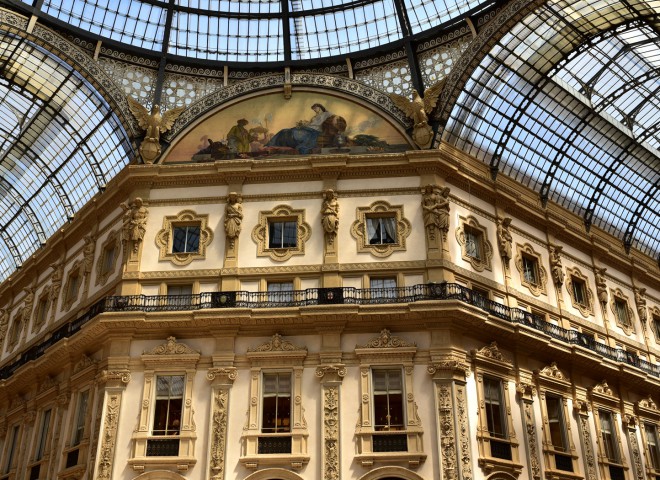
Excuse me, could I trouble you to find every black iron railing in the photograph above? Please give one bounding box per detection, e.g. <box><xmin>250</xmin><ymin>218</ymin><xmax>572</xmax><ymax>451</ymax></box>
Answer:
<box><xmin>2</xmin><ymin>283</ymin><xmax>659</xmax><ymax>380</ymax></box>
<box><xmin>373</xmin><ymin>433</ymin><xmax>408</xmax><ymax>452</ymax></box>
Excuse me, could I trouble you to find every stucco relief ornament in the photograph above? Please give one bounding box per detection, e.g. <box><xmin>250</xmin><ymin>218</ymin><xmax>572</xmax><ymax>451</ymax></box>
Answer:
<box><xmin>127</xmin><ymin>96</ymin><xmax>185</xmax><ymax>164</ymax></box>
<box><xmin>321</xmin><ymin>189</ymin><xmax>339</xmax><ymax>237</ymax></box>
<box><xmin>389</xmin><ymin>79</ymin><xmax>446</xmax><ymax>148</ymax></box>
<box><xmin>538</xmin><ymin>362</ymin><xmax>568</xmax><ymax>381</ymax></box>
<box><xmin>145</xmin><ymin>336</ymin><xmax>199</xmax><ymax>355</ymax></box>
<box><xmin>120</xmin><ymin>197</ymin><xmax>148</xmax><ymax>254</ymax></box>
<box><xmin>82</xmin><ymin>234</ymin><xmax>96</xmax><ymax>276</ymax></box>
<box><xmin>497</xmin><ymin>217</ymin><xmax>513</xmax><ymax>265</ymax></box>
<box><xmin>634</xmin><ymin>287</ymin><xmax>647</xmax><ymax>325</ymax></box>
<box><xmin>475</xmin><ymin>341</ymin><xmax>505</xmax><ymax>361</ymax></box>
<box><xmin>421</xmin><ymin>184</ymin><xmax>450</xmax><ymax>241</ymax></box>
<box><xmin>248</xmin><ymin>333</ymin><xmax>304</xmax><ymax>352</ymax></box>
<box><xmin>0</xmin><ymin>308</ymin><xmax>8</xmax><ymax>346</ymax></box>
<box><xmin>592</xmin><ymin>380</ymin><xmax>613</xmax><ymax>396</ymax></box>
<box><xmin>21</xmin><ymin>287</ymin><xmax>35</xmax><ymax>324</ymax></box>
<box><xmin>595</xmin><ymin>267</ymin><xmax>608</xmax><ymax>305</ymax></box>
<box><xmin>359</xmin><ymin>329</ymin><xmax>416</xmax><ymax>348</ymax></box>
<box><xmin>224</xmin><ymin>192</ymin><xmax>243</xmax><ymax>244</ymax></box>
<box><xmin>49</xmin><ymin>261</ymin><xmax>64</xmax><ymax>304</ymax></box>
<box><xmin>549</xmin><ymin>245</ymin><xmax>564</xmax><ymax>286</ymax></box>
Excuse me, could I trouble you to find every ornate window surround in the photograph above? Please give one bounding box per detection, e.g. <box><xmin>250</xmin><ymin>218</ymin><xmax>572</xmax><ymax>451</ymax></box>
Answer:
<box><xmin>128</xmin><ymin>337</ymin><xmax>200</xmax><ymax>472</ymax></box>
<box><xmin>456</xmin><ymin>215</ymin><xmax>493</xmax><ymax>272</ymax></box>
<box><xmin>350</xmin><ymin>201</ymin><xmax>412</xmax><ymax>258</ymax></box>
<box><xmin>353</xmin><ymin>329</ymin><xmax>425</xmax><ymax>469</ymax></box>
<box><xmin>651</xmin><ymin>308</ymin><xmax>660</xmax><ymax>344</ymax></box>
<box><xmin>7</xmin><ymin>314</ymin><xmax>21</xmax><ymax>353</ymax></box>
<box><xmin>589</xmin><ymin>380</ymin><xmax>628</xmax><ymax>479</ymax></box>
<box><xmin>31</xmin><ymin>291</ymin><xmax>50</xmax><ymax>334</ymax></box>
<box><xmin>609</xmin><ymin>288</ymin><xmax>635</xmax><ymax>335</ymax></box>
<box><xmin>534</xmin><ymin>363</ymin><xmax>581</xmax><ymax>477</ymax></box>
<box><xmin>565</xmin><ymin>267</ymin><xmax>594</xmax><ymax>318</ymax></box>
<box><xmin>471</xmin><ymin>341</ymin><xmax>523</xmax><ymax>477</ymax></box>
<box><xmin>251</xmin><ymin>205</ymin><xmax>311</xmax><ymax>262</ymax></box>
<box><xmin>241</xmin><ymin>334</ymin><xmax>309</xmax><ymax>470</ymax></box>
<box><xmin>62</xmin><ymin>260</ymin><xmax>83</xmax><ymax>312</ymax></box>
<box><xmin>636</xmin><ymin>396</ymin><xmax>660</xmax><ymax>479</ymax></box>
<box><xmin>95</xmin><ymin>230</ymin><xmax>121</xmax><ymax>286</ymax></box>
<box><xmin>515</xmin><ymin>243</ymin><xmax>548</xmax><ymax>297</ymax></box>
<box><xmin>155</xmin><ymin>210</ymin><xmax>213</xmax><ymax>266</ymax></box>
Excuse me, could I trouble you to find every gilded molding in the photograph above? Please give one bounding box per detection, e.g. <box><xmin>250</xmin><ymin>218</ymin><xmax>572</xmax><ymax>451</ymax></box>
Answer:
<box><xmin>251</xmin><ymin>205</ymin><xmax>311</xmax><ymax>262</ymax></box>
<box><xmin>155</xmin><ymin>209</ymin><xmax>214</xmax><ymax>266</ymax></box>
<box><xmin>350</xmin><ymin>200</ymin><xmax>412</xmax><ymax>258</ymax></box>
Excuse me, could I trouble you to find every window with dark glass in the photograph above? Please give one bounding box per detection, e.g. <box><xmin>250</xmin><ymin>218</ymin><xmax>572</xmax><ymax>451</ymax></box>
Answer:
<box><xmin>4</xmin><ymin>425</ymin><xmax>20</xmax><ymax>473</ymax></box>
<box><xmin>373</xmin><ymin>369</ymin><xmax>404</xmax><ymax>431</ymax></box>
<box><xmin>646</xmin><ymin>423</ymin><xmax>660</xmax><ymax>471</ymax></box>
<box><xmin>172</xmin><ymin>225</ymin><xmax>200</xmax><ymax>253</ymax></box>
<box><xmin>35</xmin><ymin>298</ymin><xmax>49</xmax><ymax>326</ymax></box>
<box><xmin>167</xmin><ymin>284</ymin><xmax>193</xmax><ymax>307</ymax></box>
<box><xmin>73</xmin><ymin>390</ymin><xmax>89</xmax><ymax>446</ymax></box>
<box><xmin>268</xmin><ymin>221</ymin><xmax>297</xmax><ymax>248</ymax></box>
<box><xmin>522</xmin><ymin>254</ymin><xmax>539</xmax><ymax>285</ymax></box>
<box><xmin>152</xmin><ymin>375</ymin><xmax>184</xmax><ymax>436</ymax></box>
<box><xmin>367</xmin><ymin>216</ymin><xmax>396</xmax><ymax>245</ymax></box>
<box><xmin>267</xmin><ymin>282</ymin><xmax>294</xmax><ymax>304</ymax></box>
<box><xmin>546</xmin><ymin>395</ymin><xmax>568</xmax><ymax>451</ymax></box>
<box><xmin>464</xmin><ymin>226</ymin><xmax>483</xmax><ymax>260</ymax></box>
<box><xmin>262</xmin><ymin>373</ymin><xmax>291</xmax><ymax>433</ymax></box>
<box><xmin>654</xmin><ymin>315</ymin><xmax>660</xmax><ymax>341</ymax></box>
<box><xmin>572</xmin><ymin>278</ymin><xmax>587</xmax><ymax>306</ymax></box>
<box><xmin>66</xmin><ymin>273</ymin><xmax>80</xmax><ymax>303</ymax></box>
<box><xmin>599</xmin><ymin>410</ymin><xmax>620</xmax><ymax>463</ymax></box>
<box><xmin>35</xmin><ymin>409</ymin><xmax>52</xmax><ymax>461</ymax></box>
<box><xmin>614</xmin><ymin>298</ymin><xmax>630</xmax><ymax>326</ymax></box>
<box><xmin>484</xmin><ymin>376</ymin><xmax>506</xmax><ymax>438</ymax></box>
<box><xmin>101</xmin><ymin>244</ymin><xmax>117</xmax><ymax>274</ymax></box>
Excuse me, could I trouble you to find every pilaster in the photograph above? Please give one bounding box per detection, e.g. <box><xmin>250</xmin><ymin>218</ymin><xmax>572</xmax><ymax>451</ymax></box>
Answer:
<box><xmin>207</xmin><ymin>367</ymin><xmax>237</xmax><ymax>480</ymax></box>
<box><xmin>316</xmin><ymin>364</ymin><xmax>346</xmax><ymax>480</ymax></box>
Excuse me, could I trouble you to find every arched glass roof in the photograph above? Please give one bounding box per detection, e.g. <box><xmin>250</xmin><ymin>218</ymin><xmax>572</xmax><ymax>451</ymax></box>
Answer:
<box><xmin>23</xmin><ymin>0</ymin><xmax>491</xmax><ymax>62</ymax></box>
<box><xmin>444</xmin><ymin>0</ymin><xmax>660</xmax><ymax>259</ymax></box>
<box><xmin>0</xmin><ymin>30</ymin><xmax>132</xmax><ymax>280</ymax></box>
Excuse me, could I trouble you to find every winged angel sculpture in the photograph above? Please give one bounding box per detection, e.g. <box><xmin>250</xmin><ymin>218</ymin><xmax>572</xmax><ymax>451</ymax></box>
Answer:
<box><xmin>389</xmin><ymin>79</ymin><xmax>446</xmax><ymax>149</ymax></box>
<box><xmin>127</xmin><ymin>97</ymin><xmax>185</xmax><ymax>164</ymax></box>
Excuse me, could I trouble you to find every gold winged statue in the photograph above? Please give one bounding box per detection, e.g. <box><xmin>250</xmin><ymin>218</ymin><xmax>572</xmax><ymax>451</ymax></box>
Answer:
<box><xmin>389</xmin><ymin>79</ymin><xmax>446</xmax><ymax>149</ymax></box>
<box><xmin>127</xmin><ymin>97</ymin><xmax>185</xmax><ymax>164</ymax></box>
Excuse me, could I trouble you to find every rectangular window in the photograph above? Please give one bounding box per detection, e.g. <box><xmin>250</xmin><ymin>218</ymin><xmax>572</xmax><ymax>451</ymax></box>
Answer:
<box><xmin>152</xmin><ymin>375</ymin><xmax>184</xmax><ymax>436</ymax></box>
<box><xmin>4</xmin><ymin>425</ymin><xmax>20</xmax><ymax>473</ymax></box>
<box><xmin>66</xmin><ymin>273</ymin><xmax>80</xmax><ymax>303</ymax></box>
<box><xmin>646</xmin><ymin>423</ymin><xmax>660</xmax><ymax>470</ymax></box>
<box><xmin>572</xmin><ymin>278</ymin><xmax>587</xmax><ymax>306</ymax></box>
<box><xmin>615</xmin><ymin>299</ymin><xmax>630</xmax><ymax>326</ymax></box>
<box><xmin>654</xmin><ymin>315</ymin><xmax>660</xmax><ymax>341</ymax></box>
<box><xmin>483</xmin><ymin>376</ymin><xmax>507</xmax><ymax>438</ymax></box>
<box><xmin>267</xmin><ymin>282</ymin><xmax>294</xmax><ymax>304</ymax></box>
<box><xmin>599</xmin><ymin>410</ymin><xmax>620</xmax><ymax>463</ymax></box>
<box><xmin>370</xmin><ymin>277</ymin><xmax>397</xmax><ymax>299</ymax></box>
<box><xmin>464</xmin><ymin>227</ymin><xmax>483</xmax><ymax>259</ymax></box>
<box><xmin>268</xmin><ymin>221</ymin><xmax>297</xmax><ymax>248</ymax></box>
<box><xmin>366</xmin><ymin>216</ymin><xmax>396</xmax><ymax>245</ymax></box>
<box><xmin>35</xmin><ymin>409</ymin><xmax>52</xmax><ymax>461</ymax></box>
<box><xmin>522</xmin><ymin>255</ymin><xmax>539</xmax><ymax>285</ymax></box>
<box><xmin>546</xmin><ymin>395</ymin><xmax>568</xmax><ymax>452</ymax></box>
<box><xmin>172</xmin><ymin>225</ymin><xmax>200</xmax><ymax>253</ymax></box>
<box><xmin>373</xmin><ymin>369</ymin><xmax>404</xmax><ymax>431</ymax></box>
<box><xmin>35</xmin><ymin>298</ymin><xmax>49</xmax><ymax>325</ymax></box>
<box><xmin>262</xmin><ymin>373</ymin><xmax>291</xmax><ymax>433</ymax></box>
<box><xmin>73</xmin><ymin>390</ymin><xmax>89</xmax><ymax>446</ymax></box>
<box><xmin>101</xmin><ymin>244</ymin><xmax>117</xmax><ymax>274</ymax></box>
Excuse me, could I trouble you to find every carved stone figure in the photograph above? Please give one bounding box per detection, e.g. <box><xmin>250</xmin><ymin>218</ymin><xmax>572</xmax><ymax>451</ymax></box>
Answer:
<box><xmin>497</xmin><ymin>217</ymin><xmax>513</xmax><ymax>262</ymax></box>
<box><xmin>635</xmin><ymin>287</ymin><xmax>647</xmax><ymax>324</ymax></box>
<box><xmin>21</xmin><ymin>288</ymin><xmax>34</xmax><ymax>324</ymax></box>
<box><xmin>422</xmin><ymin>185</ymin><xmax>450</xmax><ymax>239</ymax></box>
<box><xmin>224</xmin><ymin>192</ymin><xmax>243</xmax><ymax>240</ymax></box>
<box><xmin>0</xmin><ymin>308</ymin><xmax>8</xmax><ymax>346</ymax></box>
<box><xmin>549</xmin><ymin>245</ymin><xmax>564</xmax><ymax>286</ymax></box>
<box><xmin>83</xmin><ymin>235</ymin><xmax>96</xmax><ymax>275</ymax></box>
<box><xmin>389</xmin><ymin>79</ymin><xmax>446</xmax><ymax>148</ymax></box>
<box><xmin>127</xmin><ymin>97</ymin><xmax>185</xmax><ymax>164</ymax></box>
<box><xmin>595</xmin><ymin>268</ymin><xmax>608</xmax><ymax>305</ymax></box>
<box><xmin>321</xmin><ymin>189</ymin><xmax>339</xmax><ymax>235</ymax></box>
<box><xmin>120</xmin><ymin>197</ymin><xmax>148</xmax><ymax>254</ymax></box>
<box><xmin>49</xmin><ymin>262</ymin><xmax>64</xmax><ymax>304</ymax></box>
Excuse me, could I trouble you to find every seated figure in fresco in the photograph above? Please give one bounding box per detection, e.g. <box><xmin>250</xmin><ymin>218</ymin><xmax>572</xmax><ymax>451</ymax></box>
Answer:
<box><xmin>265</xmin><ymin>104</ymin><xmax>346</xmax><ymax>154</ymax></box>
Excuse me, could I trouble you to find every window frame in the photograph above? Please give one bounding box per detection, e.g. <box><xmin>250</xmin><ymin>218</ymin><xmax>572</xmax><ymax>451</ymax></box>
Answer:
<box><xmin>565</xmin><ymin>267</ymin><xmax>595</xmax><ymax>317</ymax></box>
<box><xmin>62</xmin><ymin>260</ymin><xmax>83</xmax><ymax>312</ymax></box>
<box><xmin>354</xmin><ymin>329</ymin><xmax>425</xmax><ymax>468</ymax></box>
<box><xmin>2</xmin><ymin>424</ymin><xmax>21</xmax><ymax>475</ymax></box>
<box><xmin>366</xmin><ymin>215</ymin><xmax>397</xmax><ymax>245</ymax></box>
<box><xmin>609</xmin><ymin>288</ymin><xmax>635</xmax><ymax>335</ymax></box>
<box><xmin>651</xmin><ymin>308</ymin><xmax>660</xmax><ymax>344</ymax></box>
<box><xmin>95</xmin><ymin>230</ymin><xmax>121</xmax><ymax>286</ymax></box>
<box><xmin>636</xmin><ymin>396</ymin><xmax>660</xmax><ymax>478</ymax></box>
<box><xmin>241</xmin><ymin>334</ymin><xmax>309</xmax><ymax>470</ymax></box>
<box><xmin>267</xmin><ymin>220</ymin><xmax>298</xmax><ymax>249</ymax></box>
<box><xmin>590</xmin><ymin>380</ymin><xmax>628</xmax><ymax>479</ymax></box>
<box><xmin>266</xmin><ymin>281</ymin><xmax>295</xmax><ymax>305</ymax></box>
<box><xmin>129</xmin><ymin>337</ymin><xmax>199</xmax><ymax>472</ymax></box>
<box><xmin>369</xmin><ymin>277</ymin><xmax>398</xmax><ymax>300</ymax></box>
<box><xmin>515</xmin><ymin>243</ymin><xmax>548</xmax><ymax>296</ymax></box>
<box><xmin>456</xmin><ymin>215</ymin><xmax>493</xmax><ymax>272</ymax></box>
<box><xmin>252</xmin><ymin>205</ymin><xmax>311</xmax><ymax>262</ymax></box>
<box><xmin>350</xmin><ymin>200</ymin><xmax>411</xmax><ymax>258</ymax></box>
<box><xmin>155</xmin><ymin>210</ymin><xmax>213</xmax><ymax>266</ymax></box>
<box><xmin>31</xmin><ymin>292</ymin><xmax>50</xmax><ymax>333</ymax></box>
<box><xmin>472</xmin><ymin>342</ymin><xmax>523</xmax><ymax>476</ymax></box>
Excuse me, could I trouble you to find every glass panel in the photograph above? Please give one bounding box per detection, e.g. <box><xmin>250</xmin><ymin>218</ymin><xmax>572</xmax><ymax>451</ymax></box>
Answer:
<box><xmin>483</xmin><ymin>376</ymin><xmax>506</xmax><ymax>438</ymax></box>
<box><xmin>73</xmin><ymin>390</ymin><xmax>89</xmax><ymax>446</ymax></box>
<box><xmin>646</xmin><ymin>423</ymin><xmax>660</xmax><ymax>470</ymax></box>
<box><xmin>599</xmin><ymin>410</ymin><xmax>620</xmax><ymax>462</ymax></box>
<box><xmin>261</xmin><ymin>373</ymin><xmax>291</xmax><ymax>433</ymax></box>
<box><xmin>172</xmin><ymin>225</ymin><xmax>200</xmax><ymax>253</ymax></box>
<box><xmin>373</xmin><ymin>369</ymin><xmax>404</xmax><ymax>431</ymax></box>
<box><xmin>522</xmin><ymin>256</ymin><xmax>538</xmax><ymax>285</ymax></box>
<box><xmin>35</xmin><ymin>409</ymin><xmax>51</xmax><ymax>460</ymax></box>
<box><xmin>367</xmin><ymin>217</ymin><xmax>396</xmax><ymax>244</ymax></box>
<box><xmin>465</xmin><ymin>228</ymin><xmax>482</xmax><ymax>259</ymax></box>
<box><xmin>153</xmin><ymin>375</ymin><xmax>184</xmax><ymax>436</ymax></box>
<box><xmin>546</xmin><ymin>395</ymin><xmax>567</xmax><ymax>451</ymax></box>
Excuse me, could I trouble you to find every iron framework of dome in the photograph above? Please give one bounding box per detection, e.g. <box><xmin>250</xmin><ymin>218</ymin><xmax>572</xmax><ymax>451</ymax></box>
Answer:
<box><xmin>0</xmin><ymin>0</ymin><xmax>658</xmax><ymax>282</ymax></box>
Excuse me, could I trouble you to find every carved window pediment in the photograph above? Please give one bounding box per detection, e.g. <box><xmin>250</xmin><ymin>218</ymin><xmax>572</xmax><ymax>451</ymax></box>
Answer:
<box><xmin>589</xmin><ymin>380</ymin><xmax>619</xmax><ymax>409</ymax></box>
<box><xmin>156</xmin><ymin>210</ymin><xmax>213</xmax><ymax>266</ymax></box>
<box><xmin>141</xmin><ymin>337</ymin><xmax>200</xmax><ymax>370</ymax></box>
<box><xmin>534</xmin><ymin>362</ymin><xmax>572</xmax><ymax>393</ymax></box>
<box><xmin>471</xmin><ymin>341</ymin><xmax>513</xmax><ymax>376</ymax></box>
<box><xmin>637</xmin><ymin>396</ymin><xmax>660</xmax><ymax>421</ymax></box>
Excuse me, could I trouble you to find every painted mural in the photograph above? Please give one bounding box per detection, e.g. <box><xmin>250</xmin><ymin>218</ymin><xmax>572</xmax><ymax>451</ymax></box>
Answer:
<box><xmin>164</xmin><ymin>92</ymin><xmax>412</xmax><ymax>162</ymax></box>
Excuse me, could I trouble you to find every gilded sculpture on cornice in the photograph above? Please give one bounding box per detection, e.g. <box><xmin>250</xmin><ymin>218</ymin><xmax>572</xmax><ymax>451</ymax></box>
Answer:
<box><xmin>120</xmin><ymin>197</ymin><xmax>148</xmax><ymax>254</ymax></box>
<box><xmin>389</xmin><ymin>79</ymin><xmax>446</xmax><ymax>149</ymax></box>
<box><xmin>321</xmin><ymin>189</ymin><xmax>339</xmax><ymax>236</ymax></box>
<box><xmin>549</xmin><ymin>245</ymin><xmax>564</xmax><ymax>286</ymax></box>
<box><xmin>127</xmin><ymin>97</ymin><xmax>185</xmax><ymax>164</ymax></box>
<box><xmin>497</xmin><ymin>217</ymin><xmax>513</xmax><ymax>264</ymax></box>
<box><xmin>422</xmin><ymin>185</ymin><xmax>450</xmax><ymax>241</ymax></box>
<box><xmin>224</xmin><ymin>192</ymin><xmax>243</xmax><ymax>242</ymax></box>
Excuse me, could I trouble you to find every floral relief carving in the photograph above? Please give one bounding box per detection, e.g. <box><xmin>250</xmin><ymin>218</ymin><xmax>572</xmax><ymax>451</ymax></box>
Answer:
<box><xmin>96</xmin><ymin>393</ymin><xmax>121</xmax><ymax>480</ymax></box>
<box><xmin>323</xmin><ymin>386</ymin><xmax>340</xmax><ymax>480</ymax></box>
<box><xmin>456</xmin><ymin>384</ymin><xmax>473</xmax><ymax>480</ymax></box>
<box><xmin>522</xmin><ymin>400</ymin><xmax>541</xmax><ymax>479</ymax></box>
<box><xmin>438</xmin><ymin>384</ymin><xmax>458</xmax><ymax>480</ymax></box>
<box><xmin>248</xmin><ymin>333</ymin><xmax>306</xmax><ymax>353</ymax></box>
<box><xmin>210</xmin><ymin>389</ymin><xmax>229</xmax><ymax>480</ymax></box>
<box><xmin>144</xmin><ymin>336</ymin><xmax>199</xmax><ymax>355</ymax></box>
<box><xmin>357</xmin><ymin>329</ymin><xmax>416</xmax><ymax>348</ymax></box>
<box><xmin>628</xmin><ymin>428</ymin><xmax>644</xmax><ymax>480</ymax></box>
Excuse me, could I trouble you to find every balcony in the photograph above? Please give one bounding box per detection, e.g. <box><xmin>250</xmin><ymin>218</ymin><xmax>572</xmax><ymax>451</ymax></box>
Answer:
<box><xmin>2</xmin><ymin>283</ymin><xmax>658</xmax><ymax>381</ymax></box>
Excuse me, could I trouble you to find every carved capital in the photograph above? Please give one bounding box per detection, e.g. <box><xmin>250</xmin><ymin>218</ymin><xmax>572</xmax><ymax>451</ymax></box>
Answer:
<box><xmin>206</xmin><ymin>367</ymin><xmax>237</xmax><ymax>383</ymax></box>
<box><xmin>97</xmin><ymin>369</ymin><xmax>131</xmax><ymax>385</ymax></box>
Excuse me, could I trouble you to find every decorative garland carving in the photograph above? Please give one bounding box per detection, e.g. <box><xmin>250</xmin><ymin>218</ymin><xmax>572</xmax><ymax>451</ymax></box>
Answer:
<box><xmin>210</xmin><ymin>389</ymin><xmax>229</xmax><ymax>480</ymax></box>
<box><xmin>521</xmin><ymin>399</ymin><xmax>541</xmax><ymax>479</ymax></box>
<box><xmin>357</xmin><ymin>329</ymin><xmax>416</xmax><ymax>348</ymax></box>
<box><xmin>627</xmin><ymin>426</ymin><xmax>644</xmax><ymax>480</ymax></box>
<box><xmin>455</xmin><ymin>384</ymin><xmax>473</xmax><ymax>480</ymax></box>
